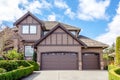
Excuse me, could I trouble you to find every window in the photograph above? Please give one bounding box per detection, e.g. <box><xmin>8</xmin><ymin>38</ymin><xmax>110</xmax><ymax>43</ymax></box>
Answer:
<box><xmin>22</xmin><ymin>25</ymin><xmax>29</xmax><ymax>34</ymax></box>
<box><xmin>22</xmin><ymin>25</ymin><xmax>36</xmax><ymax>34</ymax></box>
<box><xmin>30</xmin><ymin>25</ymin><xmax>36</xmax><ymax>34</ymax></box>
<box><xmin>25</xmin><ymin>46</ymin><xmax>34</xmax><ymax>57</ymax></box>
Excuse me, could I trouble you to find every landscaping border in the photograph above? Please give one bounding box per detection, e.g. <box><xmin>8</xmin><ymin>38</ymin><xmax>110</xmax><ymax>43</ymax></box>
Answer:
<box><xmin>109</xmin><ymin>65</ymin><xmax>120</xmax><ymax>80</ymax></box>
<box><xmin>0</xmin><ymin>60</ymin><xmax>34</xmax><ymax>80</ymax></box>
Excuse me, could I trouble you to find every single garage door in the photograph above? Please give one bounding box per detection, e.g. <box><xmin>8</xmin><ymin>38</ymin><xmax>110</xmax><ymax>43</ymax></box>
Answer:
<box><xmin>41</xmin><ymin>52</ymin><xmax>78</xmax><ymax>70</ymax></box>
<box><xmin>82</xmin><ymin>53</ymin><xmax>100</xmax><ymax>70</ymax></box>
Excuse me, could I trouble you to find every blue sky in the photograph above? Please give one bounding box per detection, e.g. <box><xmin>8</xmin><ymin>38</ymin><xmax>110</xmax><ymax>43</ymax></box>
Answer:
<box><xmin>0</xmin><ymin>0</ymin><xmax>120</xmax><ymax>45</ymax></box>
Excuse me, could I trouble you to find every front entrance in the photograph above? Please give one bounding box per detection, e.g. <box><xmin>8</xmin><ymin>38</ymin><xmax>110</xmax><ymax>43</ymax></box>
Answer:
<box><xmin>82</xmin><ymin>52</ymin><xmax>100</xmax><ymax>70</ymax></box>
<box><xmin>41</xmin><ymin>52</ymin><xmax>78</xmax><ymax>70</ymax></box>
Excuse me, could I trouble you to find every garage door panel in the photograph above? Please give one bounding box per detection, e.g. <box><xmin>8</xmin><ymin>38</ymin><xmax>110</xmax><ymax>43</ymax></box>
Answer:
<box><xmin>41</xmin><ymin>52</ymin><xmax>78</xmax><ymax>70</ymax></box>
<box><xmin>82</xmin><ymin>53</ymin><xmax>100</xmax><ymax>70</ymax></box>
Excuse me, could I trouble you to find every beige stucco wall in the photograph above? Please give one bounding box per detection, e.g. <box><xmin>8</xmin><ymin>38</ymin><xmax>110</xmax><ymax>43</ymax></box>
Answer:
<box><xmin>37</xmin><ymin>46</ymin><xmax>82</xmax><ymax>70</ymax></box>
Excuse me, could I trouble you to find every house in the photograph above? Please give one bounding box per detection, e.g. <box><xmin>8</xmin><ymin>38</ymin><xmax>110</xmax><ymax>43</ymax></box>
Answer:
<box><xmin>4</xmin><ymin>12</ymin><xmax>108</xmax><ymax>70</ymax></box>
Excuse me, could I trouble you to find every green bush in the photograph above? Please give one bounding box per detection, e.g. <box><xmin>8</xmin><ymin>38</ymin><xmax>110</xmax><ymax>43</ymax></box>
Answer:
<box><xmin>0</xmin><ymin>60</ymin><xmax>34</xmax><ymax>80</ymax></box>
<box><xmin>4</xmin><ymin>49</ymin><xmax>24</xmax><ymax>60</ymax></box>
<box><xmin>33</xmin><ymin>52</ymin><xmax>37</xmax><ymax>62</ymax></box>
<box><xmin>109</xmin><ymin>68</ymin><xmax>120</xmax><ymax>80</ymax></box>
<box><xmin>0</xmin><ymin>68</ymin><xmax>6</xmax><ymax>73</ymax></box>
<box><xmin>0</xmin><ymin>57</ymin><xmax>4</xmax><ymax>60</ymax></box>
<box><xmin>108</xmin><ymin>65</ymin><xmax>120</xmax><ymax>80</ymax></box>
<box><xmin>18</xmin><ymin>53</ymin><xmax>24</xmax><ymax>60</ymax></box>
<box><xmin>108</xmin><ymin>64</ymin><xmax>117</xmax><ymax>71</ymax></box>
<box><xmin>115</xmin><ymin>36</ymin><xmax>120</xmax><ymax>66</ymax></box>
<box><xmin>17</xmin><ymin>66</ymin><xmax>24</xmax><ymax>69</ymax></box>
<box><xmin>27</xmin><ymin>60</ymin><xmax>39</xmax><ymax>71</ymax></box>
<box><xmin>15</xmin><ymin>60</ymin><xmax>30</xmax><ymax>67</ymax></box>
<box><xmin>0</xmin><ymin>60</ymin><xmax>18</xmax><ymax>71</ymax></box>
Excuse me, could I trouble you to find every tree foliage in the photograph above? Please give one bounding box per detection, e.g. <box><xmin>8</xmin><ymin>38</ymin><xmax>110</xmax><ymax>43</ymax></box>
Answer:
<box><xmin>103</xmin><ymin>43</ymin><xmax>115</xmax><ymax>60</ymax></box>
<box><xmin>3</xmin><ymin>49</ymin><xmax>24</xmax><ymax>60</ymax></box>
<box><xmin>0</xmin><ymin>27</ymin><xmax>14</xmax><ymax>55</ymax></box>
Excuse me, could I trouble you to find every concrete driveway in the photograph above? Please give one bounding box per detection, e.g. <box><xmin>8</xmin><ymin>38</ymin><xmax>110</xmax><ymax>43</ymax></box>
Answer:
<box><xmin>22</xmin><ymin>70</ymin><xmax>108</xmax><ymax>80</ymax></box>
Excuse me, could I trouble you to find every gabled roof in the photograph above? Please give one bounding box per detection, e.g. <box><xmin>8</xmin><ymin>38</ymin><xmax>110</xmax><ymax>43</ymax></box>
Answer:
<box><xmin>44</xmin><ymin>21</ymin><xmax>80</xmax><ymax>32</ymax></box>
<box><xmin>13</xmin><ymin>11</ymin><xmax>81</xmax><ymax>31</ymax></box>
<box><xmin>78</xmin><ymin>35</ymin><xmax>108</xmax><ymax>48</ymax></box>
<box><xmin>13</xmin><ymin>11</ymin><xmax>45</xmax><ymax>30</ymax></box>
<box><xmin>34</xmin><ymin>23</ymin><xmax>86</xmax><ymax>47</ymax></box>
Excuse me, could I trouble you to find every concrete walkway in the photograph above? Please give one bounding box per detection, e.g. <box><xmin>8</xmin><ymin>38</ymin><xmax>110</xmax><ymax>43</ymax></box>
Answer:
<box><xmin>22</xmin><ymin>70</ymin><xmax>108</xmax><ymax>80</ymax></box>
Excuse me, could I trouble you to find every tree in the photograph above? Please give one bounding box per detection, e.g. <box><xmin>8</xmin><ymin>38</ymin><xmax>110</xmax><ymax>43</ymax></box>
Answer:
<box><xmin>115</xmin><ymin>36</ymin><xmax>120</xmax><ymax>66</ymax></box>
<box><xmin>0</xmin><ymin>27</ymin><xmax>14</xmax><ymax>56</ymax></box>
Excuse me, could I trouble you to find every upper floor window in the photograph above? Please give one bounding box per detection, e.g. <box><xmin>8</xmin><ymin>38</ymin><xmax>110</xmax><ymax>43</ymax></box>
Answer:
<box><xmin>22</xmin><ymin>25</ymin><xmax>37</xmax><ymax>34</ymax></box>
<box><xmin>22</xmin><ymin>25</ymin><xmax>29</xmax><ymax>34</ymax></box>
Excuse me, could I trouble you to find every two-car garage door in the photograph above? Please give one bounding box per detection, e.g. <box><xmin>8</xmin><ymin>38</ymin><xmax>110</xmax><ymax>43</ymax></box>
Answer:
<box><xmin>41</xmin><ymin>52</ymin><xmax>78</xmax><ymax>70</ymax></box>
<box><xmin>41</xmin><ymin>52</ymin><xmax>100</xmax><ymax>70</ymax></box>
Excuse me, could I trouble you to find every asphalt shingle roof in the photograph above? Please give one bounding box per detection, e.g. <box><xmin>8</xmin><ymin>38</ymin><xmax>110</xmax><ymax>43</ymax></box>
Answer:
<box><xmin>44</xmin><ymin>21</ymin><xmax>80</xmax><ymax>31</ymax></box>
<box><xmin>78</xmin><ymin>35</ymin><xmax>108</xmax><ymax>48</ymax></box>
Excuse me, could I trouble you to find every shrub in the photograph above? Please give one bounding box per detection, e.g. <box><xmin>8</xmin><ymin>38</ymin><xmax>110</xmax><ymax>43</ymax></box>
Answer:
<box><xmin>17</xmin><ymin>66</ymin><xmax>24</xmax><ymax>69</ymax></box>
<box><xmin>15</xmin><ymin>60</ymin><xmax>30</xmax><ymax>67</ymax></box>
<box><xmin>0</xmin><ymin>57</ymin><xmax>4</xmax><ymax>60</ymax></box>
<box><xmin>0</xmin><ymin>68</ymin><xmax>6</xmax><ymax>73</ymax></box>
<box><xmin>108</xmin><ymin>64</ymin><xmax>117</xmax><ymax>70</ymax></box>
<box><xmin>115</xmin><ymin>36</ymin><xmax>120</xmax><ymax>66</ymax></box>
<box><xmin>0</xmin><ymin>60</ymin><xmax>34</xmax><ymax>80</ymax></box>
<box><xmin>4</xmin><ymin>49</ymin><xmax>24</xmax><ymax>60</ymax></box>
<box><xmin>33</xmin><ymin>51</ymin><xmax>37</xmax><ymax>62</ymax></box>
<box><xmin>0</xmin><ymin>60</ymin><xmax>18</xmax><ymax>71</ymax></box>
<box><xmin>18</xmin><ymin>53</ymin><xmax>24</xmax><ymax>60</ymax></box>
<box><xmin>27</xmin><ymin>60</ymin><xmax>39</xmax><ymax>71</ymax></box>
<box><xmin>109</xmin><ymin>67</ymin><xmax>120</xmax><ymax>80</ymax></box>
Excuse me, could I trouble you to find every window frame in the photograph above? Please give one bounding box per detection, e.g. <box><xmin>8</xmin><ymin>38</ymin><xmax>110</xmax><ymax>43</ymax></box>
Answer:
<box><xmin>22</xmin><ymin>25</ymin><xmax>37</xmax><ymax>34</ymax></box>
<box><xmin>24</xmin><ymin>46</ymin><xmax>34</xmax><ymax>57</ymax></box>
<box><xmin>22</xmin><ymin>25</ymin><xmax>29</xmax><ymax>34</ymax></box>
<box><xmin>30</xmin><ymin>25</ymin><xmax>37</xmax><ymax>34</ymax></box>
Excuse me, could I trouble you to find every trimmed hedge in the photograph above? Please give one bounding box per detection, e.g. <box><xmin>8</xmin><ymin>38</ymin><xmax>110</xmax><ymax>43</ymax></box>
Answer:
<box><xmin>115</xmin><ymin>36</ymin><xmax>120</xmax><ymax>65</ymax></box>
<box><xmin>0</xmin><ymin>57</ymin><xmax>4</xmax><ymax>60</ymax></box>
<box><xmin>109</xmin><ymin>65</ymin><xmax>120</xmax><ymax>80</ymax></box>
<box><xmin>0</xmin><ymin>60</ymin><xmax>34</xmax><ymax>80</ymax></box>
<box><xmin>27</xmin><ymin>60</ymin><xmax>39</xmax><ymax>71</ymax></box>
<box><xmin>0</xmin><ymin>60</ymin><xmax>18</xmax><ymax>71</ymax></box>
<box><xmin>108</xmin><ymin>65</ymin><xmax>118</xmax><ymax>71</ymax></box>
<box><xmin>0</xmin><ymin>68</ymin><xmax>6</xmax><ymax>73</ymax></box>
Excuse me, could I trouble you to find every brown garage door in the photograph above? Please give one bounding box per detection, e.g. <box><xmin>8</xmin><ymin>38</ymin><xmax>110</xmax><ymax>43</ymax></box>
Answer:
<box><xmin>82</xmin><ymin>53</ymin><xmax>100</xmax><ymax>70</ymax></box>
<box><xmin>41</xmin><ymin>52</ymin><xmax>78</xmax><ymax>70</ymax></box>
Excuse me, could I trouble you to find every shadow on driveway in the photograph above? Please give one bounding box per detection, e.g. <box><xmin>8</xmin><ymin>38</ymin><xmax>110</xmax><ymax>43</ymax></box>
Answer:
<box><xmin>22</xmin><ymin>71</ymin><xmax>41</xmax><ymax>80</ymax></box>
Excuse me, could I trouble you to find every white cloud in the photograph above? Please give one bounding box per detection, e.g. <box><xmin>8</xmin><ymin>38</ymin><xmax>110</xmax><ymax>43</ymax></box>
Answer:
<box><xmin>54</xmin><ymin>0</ymin><xmax>68</xmax><ymax>9</ymax></box>
<box><xmin>96</xmin><ymin>2</ymin><xmax>120</xmax><ymax>45</ymax></box>
<box><xmin>24</xmin><ymin>0</ymin><xmax>52</xmax><ymax>14</ymax></box>
<box><xmin>64</xmin><ymin>8</ymin><xmax>75</xmax><ymax>19</ymax></box>
<box><xmin>77</xmin><ymin>0</ymin><xmax>110</xmax><ymax>21</ymax></box>
<box><xmin>48</xmin><ymin>13</ymin><xmax>56</xmax><ymax>21</ymax></box>
<box><xmin>54</xmin><ymin>0</ymin><xmax>75</xmax><ymax>19</ymax></box>
<box><xmin>0</xmin><ymin>0</ymin><xmax>51</xmax><ymax>26</ymax></box>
